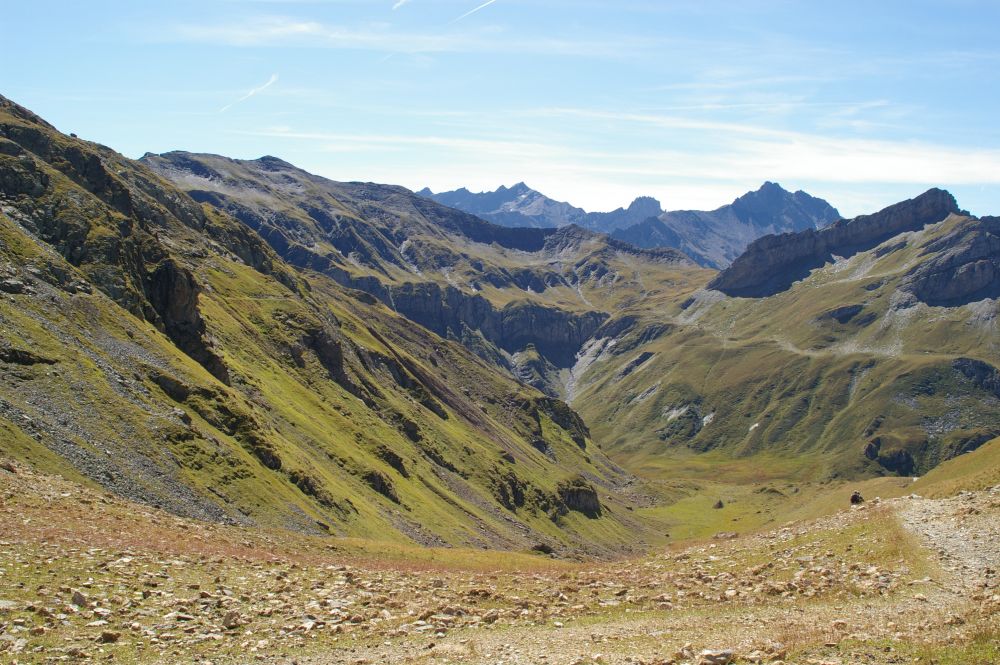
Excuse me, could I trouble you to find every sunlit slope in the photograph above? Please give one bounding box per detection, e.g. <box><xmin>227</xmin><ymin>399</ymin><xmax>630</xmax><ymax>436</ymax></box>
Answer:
<box><xmin>0</xmin><ymin>94</ymin><xmax>654</xmax><ymax>554</ymax></box>
<box><xmin>572</xmin><ymin>210</ymin><xmax>1000</xmax><ymax>482</ymax></box>
<box><xmin>912</xmin><ymin>435</ymin><xmax>1000</xmax><ymax>497</ymax></box>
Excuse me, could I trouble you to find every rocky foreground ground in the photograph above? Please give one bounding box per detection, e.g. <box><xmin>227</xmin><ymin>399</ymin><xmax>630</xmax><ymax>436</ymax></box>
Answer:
<box><xmin>0</xmin><ymin>462</ymin><xmax>997</xmax><ymax>664</ymax></box>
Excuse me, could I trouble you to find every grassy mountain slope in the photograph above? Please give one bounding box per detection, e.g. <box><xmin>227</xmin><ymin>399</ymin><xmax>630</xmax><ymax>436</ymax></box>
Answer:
<box><xmin>572</xmin><ymin>208</ymin><xmax>999</xmax><ymax>490</ymax></box>
<box><xmin>146</xmin><ymin>151</ymin><xmax>998</xmax><ymax>502</ymax></box>
<box><xmin>912</xmin><ymin>434</ymin><xmax>1000</xmax><ymax>497</ymax></box>
<box><xmin>0</xmin><ymin>94</ymin><xmax>655</xmax><ymax>555</ymax></box>
<box><xmin>142</xmin><ymin>152</ymin><xmax>704</xmax><ymax>397</ymax></box>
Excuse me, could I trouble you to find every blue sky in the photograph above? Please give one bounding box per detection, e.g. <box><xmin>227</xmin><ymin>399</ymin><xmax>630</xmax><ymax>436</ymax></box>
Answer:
<box><xmin>4</xmin><ymin>0</ymin><xmax>1000</xmax><ymax>216</ymax></box>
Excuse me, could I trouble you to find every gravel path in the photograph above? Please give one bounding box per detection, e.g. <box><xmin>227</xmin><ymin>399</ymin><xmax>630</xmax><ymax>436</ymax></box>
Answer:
<box><xmin>894</xmin><ymin>487</ymin><xmax>1000</xmax><ymax>588</ymax></box>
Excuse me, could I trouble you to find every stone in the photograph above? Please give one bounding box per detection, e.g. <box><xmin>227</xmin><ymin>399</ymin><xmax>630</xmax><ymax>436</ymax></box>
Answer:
<box><xmin>0</xmin><ymin>279</ymin><xmax>25</xmax><ymax>294</ymax></box>
<box><xmin>98</xmin><ymin>630</ymin><xmax>121</xmax><ymax>643</ymax></box>
<box><xmin>71</xmin><ymin>590</ymin><xmax>89</xmax><ymax>607</ymax></box>
<box><xmin>698</xmin><ymin>649</ymin><xmax>734</xmax><ymax>665</ymax></box>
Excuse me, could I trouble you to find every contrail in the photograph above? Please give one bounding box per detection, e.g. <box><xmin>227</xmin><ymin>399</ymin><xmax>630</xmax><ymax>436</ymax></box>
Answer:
<box><xmin>220</xmin><ymin>73</ymin><xmax>279</xmax><ymax>113</ymax></box>
<box><xmin>449</xmin><ymin>0</ymin><xmax>498</xmax><ymax>24</ymax></box>
<box><xmin>392</xmin><ymin>0</ymin><xmax>411</xmax><ymax>9</ymax></box>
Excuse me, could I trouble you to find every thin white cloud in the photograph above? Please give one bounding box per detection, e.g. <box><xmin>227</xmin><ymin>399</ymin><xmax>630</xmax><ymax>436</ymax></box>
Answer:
<box><xmin>392</xmin><ymin>0</ymin><xmax>410</xmax><ymax>9</ymax></box>
<box><xmin>232</xmin><ymin>116</ymin><xmax>1000</xmax><ymax>216</ymax></box>
<box><xmin>449</xmin><ymin>0</ymin><xmax>498</xmax><ymax>25</ymax></box>
<box><xmin>170</xmin><ymin>16</ymin><xmax>628</xmax><ymax>57</ymax></box>
<box><xmin>219</xmin><ymin>73</ymin><xmax>280</xmax><ymax>113</ymax></box>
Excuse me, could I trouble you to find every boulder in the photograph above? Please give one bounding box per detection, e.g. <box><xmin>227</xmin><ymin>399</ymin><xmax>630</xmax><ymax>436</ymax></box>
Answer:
<box><xmin>698</xmin><ymin>649</ymin><xmax>735</xmax><ymax>665</ymax></box>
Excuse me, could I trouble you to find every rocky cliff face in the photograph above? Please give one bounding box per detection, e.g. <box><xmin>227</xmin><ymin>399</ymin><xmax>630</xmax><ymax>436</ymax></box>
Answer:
<box><xmin>902</xmin><ymin>216</ymin><xmax>1000</xmax><ymax>306</ymax></box>
<box><xmin>710</xmin><ymin>188</ymin><xmax>961</xmax><ymax>297</ymax></box>
<box><xmin>328</xmin><ymin>278</ymin><xmax>609</xmax><ymax>370</ymax></box>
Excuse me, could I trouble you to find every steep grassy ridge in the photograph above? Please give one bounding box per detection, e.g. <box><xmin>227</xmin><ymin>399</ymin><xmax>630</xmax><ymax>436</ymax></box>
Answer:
<box><xmin>0</xmin><ymin>94</ymin><xmax>652</xmax><ymax>554</ymax></box>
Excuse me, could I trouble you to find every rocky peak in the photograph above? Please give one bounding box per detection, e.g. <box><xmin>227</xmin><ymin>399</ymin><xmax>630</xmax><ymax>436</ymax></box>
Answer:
<box><xmin>710</xmin><ymin>188</ymin><xmax>962</xmax><ymax>297</ymax></box>
<box><xmin>733</xmin><ymin>181</ymin><xmax>788</xmax><ymax>206</ymax></box>
<box><xmin>254</xmin><ymin>155</ymin><xmax>295</xmax><ymax>171</ymax></box>
<box><xmin>626</xmin><ymin>195</ymin><xmax>663</xmax><ymax>218</ymax></box>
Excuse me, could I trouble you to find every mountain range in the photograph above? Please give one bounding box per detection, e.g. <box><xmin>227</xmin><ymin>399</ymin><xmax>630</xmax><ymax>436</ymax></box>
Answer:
<box><xmin>421</xmin><ymin>181</ymin><xmax>841</xmax><ymax>268</ymax></box>
<box><xmin>2</xmin><ymin>92</ymin><xmax>999</xmax><ymax>555</ymax></box>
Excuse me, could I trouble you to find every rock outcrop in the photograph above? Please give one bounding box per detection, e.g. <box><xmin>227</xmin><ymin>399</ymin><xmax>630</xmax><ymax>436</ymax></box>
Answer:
<box><xmin>902</xmin><ymin>216</ymin><xmax>1000</xmax><ymax>305</ymax></box>
<box><xmin>709</xmin><ymin>188</ymin><xmax>961</xmax><ymax>297</ymax></box>
<box><xmin>557</xmin><ymin>476</ymin><xmax>602</xmax><ymax>518</ymax></box>
<box><xmin>380</xmin><ymin>281</ymin><xmax>608</xmax><ymax>368</ymax></box>
<box><xmin>0</xmin><ymin>95</ymin><xmax>232</xmax><ymax>383</ymax></box>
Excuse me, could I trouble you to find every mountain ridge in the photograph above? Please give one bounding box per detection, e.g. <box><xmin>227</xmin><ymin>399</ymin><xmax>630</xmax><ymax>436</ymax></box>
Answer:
<box><xmin>709</xmin><ymin>187</ymin><xmax>964</xmax><ymax>297</ymax></box>
<box><xmin>0</xmin><ymin>93</ymin><xmax>657</xmax><ymax>554</ymax></box>
<box><xmin>142</xmin><ymin>150</ymin><xmax>698</xmax><ymax>394</ymax></box>
<box><xmin>422</xmin><ymin>181</ymin><xmax>841</xmax><ymax>267</ymax></box>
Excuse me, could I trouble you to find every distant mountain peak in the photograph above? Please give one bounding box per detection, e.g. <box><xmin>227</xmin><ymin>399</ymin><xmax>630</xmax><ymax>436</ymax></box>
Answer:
<box><xmin>254</xmin><ymin>155</ymin><xmax>295</xmax><ymax>170</ymax></box>
<box><xmin>626</xmin><ymin>196</ymin><xmax>663</xmax><ymax>217</ymax></box>
<box><xmin>427</xmin><ymin>180</ymin><xmax>841</xmax><ymax>267</ymax></box>
<box><xmin>734</xmin><ymin>181</ymin><xmax>790</xmax><ymax>205</ymax></box>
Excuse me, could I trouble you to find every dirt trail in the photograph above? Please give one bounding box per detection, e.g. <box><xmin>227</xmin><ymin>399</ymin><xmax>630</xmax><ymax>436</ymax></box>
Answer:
<box><xmin>894</xmin><ymin>488</ymin><xmax>1000</xmax><ymax>588</ymax></box>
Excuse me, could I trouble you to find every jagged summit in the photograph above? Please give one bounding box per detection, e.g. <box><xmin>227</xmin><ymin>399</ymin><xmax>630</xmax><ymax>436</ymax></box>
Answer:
<box><xmin>426</xmin><ymin>180</ymin><xmax>839</xmax><ymax>267</ymax></box>
<box><xmin>611</xmin><ymin>182</ymin><xmax>840</xmax><ymax>268</ymax></box>
<box><xmin>623</xmin><ymin>195</ymin><xmax>663</xmax><ymax>218</ymax></box>
<box><xmin>710</xmin><ymin>188</ymin><xmax>962</xmax><ymax>297</ymax></box>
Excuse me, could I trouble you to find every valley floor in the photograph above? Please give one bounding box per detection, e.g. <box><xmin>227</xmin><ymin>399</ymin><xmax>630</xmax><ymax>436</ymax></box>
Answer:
<box><xmin>1</xmin><ymin>463</ymin><xmax>997</xmax><ymax>665</ymax></box>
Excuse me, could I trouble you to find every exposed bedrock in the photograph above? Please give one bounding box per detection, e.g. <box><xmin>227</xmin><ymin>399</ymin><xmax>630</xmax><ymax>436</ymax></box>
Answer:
<box><xmin>710</xmin><ymin>188</ymin><xmax>961</xmax><ymax>297</ymax></box>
